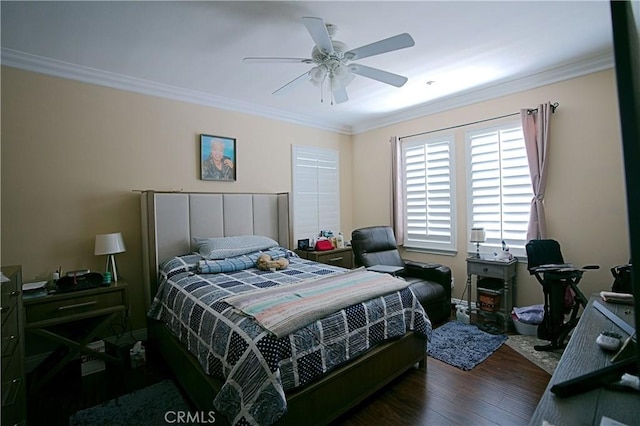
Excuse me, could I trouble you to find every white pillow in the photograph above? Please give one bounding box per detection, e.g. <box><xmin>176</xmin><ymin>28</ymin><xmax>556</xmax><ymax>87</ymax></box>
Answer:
<box><xmin>194</xmin><ymin>235</ymin><xmax>279</xmax><ymax>259</ymax></box>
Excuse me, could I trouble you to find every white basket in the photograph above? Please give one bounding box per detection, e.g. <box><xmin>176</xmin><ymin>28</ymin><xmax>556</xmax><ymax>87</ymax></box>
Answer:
<box><xmin>513</xmin><ymin>318</ymin><xmax>539</xmax><ymax>336</ymax></box>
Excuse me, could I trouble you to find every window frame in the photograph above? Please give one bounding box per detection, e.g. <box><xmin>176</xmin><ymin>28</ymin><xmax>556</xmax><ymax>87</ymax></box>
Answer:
<box><xmin>465</xmin><ymin>122</ymin><xmax>532</xmax><ymax>258</ymax></box>
<box><xmin>401</xmin><ymin>134</ymin><xmax>456</xmax><ymax>254</ymax></box>
<box><xmin>291</xmin><ymin>145</ymin><xmax>340</xmax><ymax>244</ymax></box>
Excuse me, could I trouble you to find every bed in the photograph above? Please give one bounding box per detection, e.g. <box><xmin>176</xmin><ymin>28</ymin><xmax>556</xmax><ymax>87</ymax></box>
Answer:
<box><xmin>141</xmin><ymin>191</ymin><xmax>430</xmax><ymax>425</ymax></box>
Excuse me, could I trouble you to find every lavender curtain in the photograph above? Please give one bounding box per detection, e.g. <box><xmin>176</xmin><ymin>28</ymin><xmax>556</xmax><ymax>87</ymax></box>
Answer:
<box><xmin>391</xmin><ymin>136</ymin><xmax>405</xmax><ymax>245</ymax></box>
<box><xmin>521</xmin><ymin>102</ymin><xmax>553</xmax><ymax>241</ymax></box>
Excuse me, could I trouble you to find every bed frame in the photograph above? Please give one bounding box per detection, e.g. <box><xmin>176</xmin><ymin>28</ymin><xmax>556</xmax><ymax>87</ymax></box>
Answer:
<box><xmin>140</xmin><ymin>190</ymin><xmax>427</xmax><ymax>425</ymax></box>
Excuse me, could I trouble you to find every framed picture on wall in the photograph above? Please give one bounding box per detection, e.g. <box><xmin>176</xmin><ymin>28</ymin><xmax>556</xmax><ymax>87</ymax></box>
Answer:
<box><xmin>200</xmin><ymin>134</ymin><xmax>236</xmax><ymax>181</ymax></box>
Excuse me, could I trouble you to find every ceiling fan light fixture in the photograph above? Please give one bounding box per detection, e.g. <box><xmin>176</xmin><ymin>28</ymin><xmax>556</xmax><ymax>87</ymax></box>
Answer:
<box><xmin>332</xmin><ymin>62</ymin><xmax>350</xmax><ymax>81</ymax></box>
<box><xmin>309</xmin><ymin>65</ymin><xmax>327</xmax><ymax>86</ymax></box>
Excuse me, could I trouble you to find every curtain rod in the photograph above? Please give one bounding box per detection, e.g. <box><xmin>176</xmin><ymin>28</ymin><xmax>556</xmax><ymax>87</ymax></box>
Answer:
<box><xmin>399</xmin><ymin>102</ymin><xmax>559</xmax><ymax>140</ymax></box>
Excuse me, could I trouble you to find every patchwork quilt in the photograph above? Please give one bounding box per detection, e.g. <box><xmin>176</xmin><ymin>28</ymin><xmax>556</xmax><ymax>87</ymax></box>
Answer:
<box><xmin>148</xmin><ymin>250</ymin><xmax>432</xmax><ymax>426</ymax></box>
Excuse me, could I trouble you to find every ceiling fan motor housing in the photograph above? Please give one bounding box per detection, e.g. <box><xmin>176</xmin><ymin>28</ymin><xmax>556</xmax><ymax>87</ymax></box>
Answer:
<box><xmin>311</xmin><ymin>40</ymin><xmax>348</xmax><ymax>63</ymax></box>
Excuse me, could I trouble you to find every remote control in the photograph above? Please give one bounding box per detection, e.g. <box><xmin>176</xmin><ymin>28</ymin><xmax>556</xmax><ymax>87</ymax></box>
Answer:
<box><xmin>596</xmin><ymin>331</ymin><xmax>622</xmax><ymax>351</ymax></box>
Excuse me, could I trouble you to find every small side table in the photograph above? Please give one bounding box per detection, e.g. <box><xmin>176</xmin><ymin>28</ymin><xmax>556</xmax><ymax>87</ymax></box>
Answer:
<box><xmin>24</xmin><ymin>280</ymin><xmax>128</xmax><ymax>392</ymax></box>
<box><xmin>466</xmin><ymin>258</ymin><xmax>517</xmax><ymax>332</ymax></box>
<box><xmin>295</xmin><ymin>247</ymin><xmax>354</xmax><ymax>269</ymax></box>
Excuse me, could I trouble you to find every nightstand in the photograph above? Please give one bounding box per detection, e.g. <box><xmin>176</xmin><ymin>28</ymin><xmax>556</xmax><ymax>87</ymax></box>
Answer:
<box><xmin>295</xmin><ymin>247</ymin><xmax>354</xmax><ymax>269</ymax></box>
<box><xmin>24</xmin><ymin>280</ymin><xmax>128</xmax><ymax>392</ymax></box>
<box><xmin>466</xmin><ymin>258</ymin><xmax>517</xmax><ymax>332</ymax></box>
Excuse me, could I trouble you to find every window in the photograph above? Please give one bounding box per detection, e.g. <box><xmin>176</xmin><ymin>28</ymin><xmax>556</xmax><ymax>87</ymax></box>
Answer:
<box><xmin>466</xmin><ymin>123</ymin><xmax>533</xmax><ymax>258</ymax></box>
<box><xmin>292</xmin><ymin>145</ymin><xmax>340</xmax><ymax>243</ymax></box>
<box><xmin>401</xmin><ymin>135</ymin><xmax>456</xmax><ymax>253</ymax></box>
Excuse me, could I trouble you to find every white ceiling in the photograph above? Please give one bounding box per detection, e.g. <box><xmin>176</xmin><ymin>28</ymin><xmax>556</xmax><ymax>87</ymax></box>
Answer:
<box><xmin>1</xmin><ymin>1</ymin><xmax>615</xmax><ymax>134</ymax></box>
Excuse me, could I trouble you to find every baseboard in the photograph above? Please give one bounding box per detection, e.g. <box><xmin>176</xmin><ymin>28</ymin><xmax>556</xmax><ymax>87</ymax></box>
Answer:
<box><xmin>25</xmin><ymin>327</ymin><xmax>148</xmax><ymax>373</ymax></box>
<box><xmin>451</xmin><ymin>297</ymin><xmax>478</xmax><ymax>310</ymax></box>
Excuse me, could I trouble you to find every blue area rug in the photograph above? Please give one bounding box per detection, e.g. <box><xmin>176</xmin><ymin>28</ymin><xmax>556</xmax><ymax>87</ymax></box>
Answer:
<box><xmin>70</xmin><ymin>379</ymin><xmax>197</xmax><ymax>425</ymax></box>
<box><xmin>427</xmin><ymin>321</ymin><xmax>507</xmax><ymax>370</ymax></box>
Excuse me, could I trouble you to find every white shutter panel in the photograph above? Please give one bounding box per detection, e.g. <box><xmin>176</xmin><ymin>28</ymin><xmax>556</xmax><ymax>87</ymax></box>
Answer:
<box><xmin>292</xmin><ymin>146</ymin><xmax>340</xmax><ymax>243</ymax></box>
<box><xmin>467</xmin><ymin>124</ymin><xmax>532</xmax><ymax>257</ymax></box>
<box><xmin>403</xmin><ymin>136</ymin><xmax>455</xmax><ymax>252</ymax></box>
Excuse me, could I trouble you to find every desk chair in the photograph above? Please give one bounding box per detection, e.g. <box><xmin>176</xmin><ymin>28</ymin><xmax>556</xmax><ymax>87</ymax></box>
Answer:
<box><xmin>526</xmin><ymin>239</ymin><xmax>599</xmax><ymax>351</ymax></box>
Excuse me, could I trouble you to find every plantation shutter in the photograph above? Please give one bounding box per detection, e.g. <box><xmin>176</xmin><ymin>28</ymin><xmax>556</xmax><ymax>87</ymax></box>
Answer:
<box><xmin>292</xmin><ymin>145</ymin><xmax>340</xmax><ymax>243</ymax></box>
<box><xmin>402</xmin><ymin>135</ymin><xmax>455</xmax><ymax>252</ymax></box>
<box><xmin>467</xmin><ymin>124</ymin><xmax>533</xmax><ymax>257</ymax></box>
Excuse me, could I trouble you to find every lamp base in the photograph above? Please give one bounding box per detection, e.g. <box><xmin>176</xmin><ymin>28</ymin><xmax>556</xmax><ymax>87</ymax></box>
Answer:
<box><xmin>104</xmin><ymin>254</ymin><xmax>120</xmax><ymax>282</ymax></box>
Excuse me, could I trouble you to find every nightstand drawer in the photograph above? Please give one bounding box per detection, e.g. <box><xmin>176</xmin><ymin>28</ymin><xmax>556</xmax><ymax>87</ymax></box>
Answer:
<box><xmin>25</xmin><ymin>290</ymin><xmax>126</xmax><ymax>326</ymax></box>
<box><xmin>298</xmin><ymin>247</ymin><xmax>354</xmax><ymax>269</ymax></box>
<box><xmin>314</xmin><ymin>252</ymin><xmax>352</xmax><ymax>268</ymax></box>
<box><xmin>467</xmin><ymin>261</ymin><xmax>508</xmax><ymax>279</ymax></box>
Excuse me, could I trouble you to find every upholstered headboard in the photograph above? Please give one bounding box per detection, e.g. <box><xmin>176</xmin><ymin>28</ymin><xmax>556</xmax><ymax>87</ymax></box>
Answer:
<box><xmin>140</xmin><ymin>191</ymin><xmax>290</xmax><ymax>308</ymax></box>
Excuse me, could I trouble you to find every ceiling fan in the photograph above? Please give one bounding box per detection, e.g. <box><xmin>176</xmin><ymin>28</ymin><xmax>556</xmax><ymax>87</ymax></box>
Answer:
<box><xmin>243</xmin><ymin>17</ymin><xmax>415</xmax><ymax>104</ymax></box>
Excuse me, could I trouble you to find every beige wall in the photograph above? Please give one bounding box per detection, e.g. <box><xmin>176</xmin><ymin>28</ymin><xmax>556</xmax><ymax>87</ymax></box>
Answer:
<box><xmin>1</xmin><ymin>66</ymin><xmax>631</xmax><ymax>329</ymax></box>
<box><xmin>1</xmin><ymin>67</ymin><xmax>353</xmax><ymax>329</ymax></box>
<box><xmin>352</xmin><ymin>69</ymin><xmax>630</xmax><ymax>308</ymax></box>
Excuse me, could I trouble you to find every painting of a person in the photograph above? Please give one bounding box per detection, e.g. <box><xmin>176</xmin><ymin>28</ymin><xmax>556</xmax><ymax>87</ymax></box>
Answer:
<box><xmin>201</xmin><ymin>137</ymin><xmax>235</xmax><ymax>181</ymax></box>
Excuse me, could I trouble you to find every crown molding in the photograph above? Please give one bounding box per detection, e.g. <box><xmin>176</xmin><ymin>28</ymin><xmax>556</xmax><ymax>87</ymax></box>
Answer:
<box><xmin>2</xmin><ymin>48</ymin><xmax>613</xmax><ymax>136</ymax></box>
<box><xmin>1</xmin><ymin>48</ymin><xmax>352</xmax><ymax>135</ymax></box>
<box><xmin>350</xmin><ymin>49</ymin><xmax>615</xmax><ymax>134</ymax></box>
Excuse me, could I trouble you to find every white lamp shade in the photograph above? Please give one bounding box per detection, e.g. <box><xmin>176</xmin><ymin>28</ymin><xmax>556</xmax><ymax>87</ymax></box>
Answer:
<box><xmin>94</xmin><ymin>232</ymin><xmax>126</xmax><ymax>255</ymax></box>
<box><xmin>470</xmin><ymin>227</ymin><xmax>486</xmax><ymax>243</ymax></box>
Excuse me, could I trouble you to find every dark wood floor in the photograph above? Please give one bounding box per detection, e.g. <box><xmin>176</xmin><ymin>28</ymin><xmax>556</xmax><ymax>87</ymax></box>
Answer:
<box><xmin>27</xmin><ymin>324</ymin><xmax>550</xmax><ymax>426</ymax></box>
<box><xmin>334</xmin><ymin>342</ymin><xmax>550</xmax><ymax>426</ymax></box>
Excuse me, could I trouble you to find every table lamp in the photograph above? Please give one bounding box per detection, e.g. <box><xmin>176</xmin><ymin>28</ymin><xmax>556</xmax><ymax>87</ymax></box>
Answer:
<box><xmin>470</xmin><ymin>227</ymin><xmax>486</xmax><ymax>258</ymax></box>
<box><xmin>94</xmin><ymin>232</ymin><xmax>126</xmax><ymax>282</ymax></box>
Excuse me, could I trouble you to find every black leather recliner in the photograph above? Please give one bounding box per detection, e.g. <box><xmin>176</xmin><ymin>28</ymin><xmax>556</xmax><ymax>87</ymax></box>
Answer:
<box><xmin>351</xmin><ymin>226</ymin><xmax>452</xmax><ymax>325</ymax></box>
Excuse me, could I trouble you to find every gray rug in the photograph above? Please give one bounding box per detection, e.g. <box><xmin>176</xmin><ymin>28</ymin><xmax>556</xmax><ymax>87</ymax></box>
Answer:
<box><xmin>505</xmin><ymin>334</ymin><xmax>564</xmax><ymax>375</ymax></box>
<box><xmin>70</xmin><ymin>380</ymin><xmax>196</xmax><ymax>425</ymax></box>
<box><xmin>427</xmin><ymin>321</ymin><xmax>507</xmax><ymax>370</ymax></box>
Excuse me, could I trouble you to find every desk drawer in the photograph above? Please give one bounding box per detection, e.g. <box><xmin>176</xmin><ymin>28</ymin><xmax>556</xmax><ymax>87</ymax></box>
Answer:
<box><xmin>26</xmin><ymin>291</ymin><xmax>125</xmax><ymax>325</ymax></box>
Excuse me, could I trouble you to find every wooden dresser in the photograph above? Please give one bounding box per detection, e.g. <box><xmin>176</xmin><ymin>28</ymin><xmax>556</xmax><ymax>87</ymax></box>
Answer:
<box><xmin>1</xmin><ymin>265</ymin><xmax>26</xmax><ymax>425</ymax></box>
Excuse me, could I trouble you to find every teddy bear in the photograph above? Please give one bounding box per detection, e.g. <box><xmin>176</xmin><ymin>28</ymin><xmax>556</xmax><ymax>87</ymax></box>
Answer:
<box><xmin>256</xmin><ymin>253</ymin><xmax>289</xmax><ymax>271</ymax></box>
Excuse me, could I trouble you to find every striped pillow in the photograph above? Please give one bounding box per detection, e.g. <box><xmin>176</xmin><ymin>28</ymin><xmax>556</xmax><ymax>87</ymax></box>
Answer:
<box><xmin>194</xmin><ymin>235</ymin><xmax>278</xmax><ymax>260</ymax></box>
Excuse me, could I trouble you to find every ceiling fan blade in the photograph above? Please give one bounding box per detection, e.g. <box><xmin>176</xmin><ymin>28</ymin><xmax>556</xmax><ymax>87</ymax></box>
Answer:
<box><xmin>272</xmin><ymin>71</ymin><xmax>310</xmax><ymax>95</ymax></box>
<box><xmin>243</xmin><ymin>57</ymin><xmax>313</xmax><ymax>64</ymax></box>
<box><xmin>350</xmin><ymin>64</ymin><xmax>408</xmax><ymax>87</ymax></box>
<box><xmin>329</xmin><ymin>78</ymin><xmax>349</xmax><ymax>104</ymax></box>
<box><xmin>332</xmin><ymin>81</ymin><xmax>349</xmax><ymax>104</ymax></box>
<box><xmin>302</xmin><ymin>17</ymin><xmax>334</xmax><ymax>55</ymax></box>
<box><xmin>345</xmin><ymin>33</ymin><xmax>415</xmax><ymax>61</ymax></box>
